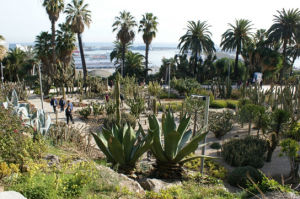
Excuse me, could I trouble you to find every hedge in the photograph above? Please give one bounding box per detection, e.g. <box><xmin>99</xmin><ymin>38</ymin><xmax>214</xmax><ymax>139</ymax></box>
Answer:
<box><xmin>209</xmin><ymin>100</ymin><xmax>227</xmax><ymax>108</ymax></box>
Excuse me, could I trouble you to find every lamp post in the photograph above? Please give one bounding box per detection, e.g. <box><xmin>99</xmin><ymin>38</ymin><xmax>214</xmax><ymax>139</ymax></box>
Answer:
<box><xmin>167</xmin><ymin>62</ymin><xmax>171</xmax><ymax>98</ymax></box>
<box><xmin>0</xmin><ymin>62</ymin><xmax>4</xmax><ymax>84</ymax></box>
<box><xmin>38</xmin><ymin>65</ymin><xmax>44</xmax><ymax>110</ymax></box>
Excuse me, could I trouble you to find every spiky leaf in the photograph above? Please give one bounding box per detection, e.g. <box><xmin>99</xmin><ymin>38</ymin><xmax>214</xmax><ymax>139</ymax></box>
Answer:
<box><xmin>91</xmin><ymin>133</ymin><xmax>116</xmax><ymax>164</ymax></box>
<box><xmin>178</xmin><ymin>129</ymin><xmax>193</xmax><ymax>151</ymax></box>
<box><xmin>164</xmin><ymin>130</ymin><xmax>181</xmax><ymax>160</ymax></box>
<box><xmin>123</xmin><ymin>126</ymin><xmax>136</xmax><ymax>162</ymax></box>
<box><xmin>128</xmin><ymin>136</ymin><xmax>153</xmax><ymax>166</ymax></box>
<box><xmin>107</xmin><ymin>135</ymin><xmax>126</xmax><ymax>165</ymax></box>
<box><xmin>148</xmin><ymin>129</ymin><xmax>168</xmax><ymax>162</ymax></box>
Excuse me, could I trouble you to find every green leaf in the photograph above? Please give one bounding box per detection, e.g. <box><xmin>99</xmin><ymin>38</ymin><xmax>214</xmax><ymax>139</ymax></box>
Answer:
<box><xmin>131</xmin><ymin>136</ymin><xmax>148</xmax><ymax>159</ymax></box>
<box><xmin>102</xmin><ymin>127</ymin><xmax>111</xmax><ymax>141</ymax></box>
<box><xmin>177</xmin><ymin>114</ymin><xmax>191</xmax><ymax>136</ymax></box>
<box><xmin>178</xmin><ymin>129</ymin><xmax>192</xmax><ymax>151</ymax></box>
<box><xmin>107</xmin><ymin>135</ymin><xmax>126</xmax><ymax>166</ymax></box>
<box><xmin>163</xmin><ymin>111</ymin><xmax>176</xmax><ymax>136</ymax></box>
<box><xmin>179</xmin><ymin>155</ymin><xmax>218</xmax><ymax>164</ymax></box>
<box><xmin>148</xmin><ymin>129</ymin><xmax>168</xmax><ymax>162</ymax></box>
<box><xmin>164</xmin><ymin>130</ymin><xmax>181</xmax><ymax>160</ymax></box>
<box><xmin>172</xmin><ymin>131</ymin><xmax>209</xmax><ymax>163</ymax></box>
<box><xmin>128</xmin><ymin>136</ymin><xmax>153</xmax><ymax>166</ymax></box>
<box><xmin>123</xmin><ymin>126</ymin><xmax>137</xmax><ymax>162</ymax></box>
<box><xmin>148</xmin><ymin>114</ymin><xmax>161</xmax><ymax>143</ymax></box>
<box><xmin>91</xmin><ymin>132</ymin><xmax>116</xmax><ymax>164</ymax></box>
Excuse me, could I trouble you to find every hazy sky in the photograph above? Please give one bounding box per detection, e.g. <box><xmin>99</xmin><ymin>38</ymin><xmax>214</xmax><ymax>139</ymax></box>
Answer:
<box><xmin>1</xmin><ymin>0</ymin><xmax>300</xmax><ymax>46</ymax></box>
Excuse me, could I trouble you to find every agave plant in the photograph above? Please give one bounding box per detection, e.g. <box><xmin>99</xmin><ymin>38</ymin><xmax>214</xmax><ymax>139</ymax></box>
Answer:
<box><xmin>148</xmin><ymin>111</ymin><xmax>212</xmax><ymax>178</ymax></box>
<box><xmin>91</xmin><ymin>123</ymin><xmax>153</xmax><ymax>175</ymax></box>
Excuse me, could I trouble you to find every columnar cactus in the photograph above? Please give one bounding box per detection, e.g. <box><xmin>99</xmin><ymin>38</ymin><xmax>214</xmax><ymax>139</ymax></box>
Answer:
<box><xmin>153</xmin><ymin>98</ymin><xmax>157</xmax><ymax>115</ymax></box>
<box><xmin>116</xmin><ymin>73</ymin><xmax>121</xmax><ymax>127</ymax></box>
<box><xmin>266</xmin><ymin>133</ymin><xmax>277</xmax><ymax>162</ymax></box>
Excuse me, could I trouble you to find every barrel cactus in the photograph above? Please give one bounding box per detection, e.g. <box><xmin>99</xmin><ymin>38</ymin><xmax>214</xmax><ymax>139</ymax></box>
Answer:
<box><xmin>148</xmin><ymin>111</ymin><xmax>212</xmax><ymax>178</ymax></box>
<box><xmin>91</xmin><ymin>123</ymin><xmax>153</xmax><ymax>175</ymax></box>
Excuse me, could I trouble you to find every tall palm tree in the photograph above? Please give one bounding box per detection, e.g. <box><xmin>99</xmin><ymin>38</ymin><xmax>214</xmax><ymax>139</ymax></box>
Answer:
<box><xmin>220</xmin><ymin>19</ymin><xmax>253</xmax><ymax>80</ymax></box>
<box><xmin>287</xmin><ymin>35</ymin><xmax>300</xmax><ymax>74</ymax></box>
<box><xmin>64</xmin><ymin>0</ymin><xmax>92</xmax><ymax>83</ymax></box>
<box><xmin>42</xmin><ymin>0</ymin><xmax>64</xmax><ymax>68</ymax></box>
<box><xmin>112</xmin><ymin>10</ymin><xmax>137</xmax><ymax>77</ymax></box>
<box><xmin>56</xmin><ymin>23</ymin><xmax>76</xmax><ymax>67</ymax></box>
<box><xmin>2</xmin><ymin>48</ymin><xmax>26</xmax><ymax>81</ymax></box>
<box><xmin>117</xmin><ymin>51</ymin><xmax>145</xmax><ymax>77</ymax></box>
<box><xmin>0</xmin><ymin>35</ymin><xmax>7</xmax><ymax>61</ymax></box>
<box><xmin>178</xmin><ymin>20</ymin><xmax>215</xmax><ymax>78</ymax></box>
<box><xmin>138</xmin><ymin>13</ymin><xmax>158</xmax><ymax>77</ymax></box>
<box><xmin>267</xmin><ymin>8</ymin><xmax>300</xmax><ymax>81</ymax></box>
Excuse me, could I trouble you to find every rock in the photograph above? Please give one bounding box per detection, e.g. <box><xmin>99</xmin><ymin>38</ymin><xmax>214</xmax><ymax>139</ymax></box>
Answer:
<box><xmin>138</xmin><ymin>178</ymin><xmax>182</xmax><ymax>193</ymax></box>
<box><xmin>0</xmin><ymin>191</ymin><xmax>27</xmax><ymax>199</ymax></box>
<box><xmin>248</xmin><ymin>191</ymin><xmax>300</xmax><ymax>199</ymax></box>
<box><xmin>43</xmin><ymin>154</ymin><xmax>60</xmax><ymax>167</ymax></box>
<box><xmin>96</xmin><ymin>165</ymin><xmax>145</xmax><ymax>194</ymax></box>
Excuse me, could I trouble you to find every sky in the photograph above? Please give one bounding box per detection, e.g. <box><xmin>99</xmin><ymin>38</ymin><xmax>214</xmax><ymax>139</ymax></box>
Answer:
<box><xmin>1</xmin><ymin>0</ymin><xmax>300</xmax><ymax>47</ymax></box>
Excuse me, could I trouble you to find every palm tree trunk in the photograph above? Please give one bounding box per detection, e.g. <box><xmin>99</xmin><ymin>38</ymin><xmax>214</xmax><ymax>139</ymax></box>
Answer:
<box><xmin>165</xmin><ymin>65</ymin><xmax>168</xmax><ymax>84</ymax></box>
<box><xmin>51</xmin><ymin>20</ymin><xmax>56</xmax><ymax>72</ymax></box>
<box><xmin>122</xmin><ymin>44</ymin><xmax>125</xmax><ymax>77</ymax></box>
<box><xmin>194</xmin><ymin>50</ymin><xmax>198</xmax><ymax>78</ymax></box>
<box><xmin>279</xmin><ymin>40</ymin><xmax>288</xmax><ymax>83</ymax></box>
<box><xmin>145</xmin><ymin>43</ymin><xmax>149</xmax><ymax>78</ymax></box>
<box><xmin>77</xmin><ymin>33</ymin><xmax>87</xmax><ymax>85</ymax></box>
<box><xmin>234</xmin><ymin>50</ymin><xmax>239</xmax><ymax>80</ymax></box>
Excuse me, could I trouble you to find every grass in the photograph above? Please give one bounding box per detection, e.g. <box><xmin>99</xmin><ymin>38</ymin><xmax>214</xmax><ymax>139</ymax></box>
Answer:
<box><xmin>226</xmin><ymin>100</ymin><xmax>239</xmax><ymax>109</ymax></box>
<box><xmin>210</xmin><ymin>100</ymin><xmax>227</xmax><ymax>108</ymax></box>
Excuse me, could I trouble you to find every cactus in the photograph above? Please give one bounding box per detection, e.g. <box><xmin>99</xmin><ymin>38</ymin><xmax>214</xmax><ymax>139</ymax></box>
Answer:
<box><xmin>266</xmin><ymin>133</ymin><xmax>277</xmax><ymax>162</ymax></box>
<box><xmin>105</xmin><ymin>78</ymin><xmax>108</xmax><ymax>91</ymax></box>
<box><xmin>62</xmin><ymin>83</ymin><xmax>66</xmax><ymax>99</ymax></box>
<box><xmin>116</xmin><ymin>73</ymin><xmax>121</xmax><ymax>127</ymax></box>
<box><xmin>153</xmin><ymin>98</ymin><xmax>157</xmax><ymax>115</ymax></box>
<box><xmin>225</xmin><ymin>76</ymin><xmax>232</xmax><ymax>99</ymax></box>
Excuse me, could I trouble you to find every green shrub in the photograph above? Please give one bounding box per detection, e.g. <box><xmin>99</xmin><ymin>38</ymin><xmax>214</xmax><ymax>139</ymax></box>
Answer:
<box><xmin>33</xmin><ymin>87</ymin><xmax>41</xmax><ymax>95</ymax></box>
<box><xmin>78</xmin><ymin>106</ymin><xmax>92</xmax><ymax>119</ymax></box>
<box><xmin>126</xmin><ymin>97</ymin><xmax>146</xmax><ymax>118</ymax></box>
<box><xmin>286</xmin><ymin>122</ymin><xmax>300</xmax><ymax>141</ymax></box>
<box><xmin>170</xmin><ymin>78</ymin><xmax>201</xmax><ymax>95</ymax></box>
<box><xmin>159</xmin><ymin>91</ymin><xmax>177</xmax><ymax>99</ymax></box>
<box><xmin>238</xmin><ymin>98</ymin><xmax>252</xmax><ymax>108</ymax></box>
<box><xmin>92</xmin><ymin>102</ymin><xmax>105</xmax><ymax>116</ymax></box>
<box><xmin>221</xmin><ymin>136</ymin><xmax>267</xmax><ymax>168</ymax></box>
<box><xmin>228</xmin><ymin>166</ymin><xmax>263</xmax><ymax>188</ymax></box>
<box><xmin>103</xmin><ymin>112</ymin><xmax>136</xmax><ymax>129</ymax></box>
<box><xmin>209</xmin><ymin>100</ymin><xmax>227</xmax><ymax>108</ymax></box>
<box><xmin>105</xmin><ymin>100</ymin><xmax>116</xmax><ymax>115</ymax></box>
<box><xmin>157</xmin><ymin>102</ymin><xmax>182</xmax><ymax>112</ymax></box>
<box><xmin>209</xmin><ymin>110</ymin><xmax>234</xmax><ymax>138</ymax></box>
<box><xmin>230</xmin><ymin>90</ymin><xmax>241</xmax><ymax>100</ymax></box>
<box><xmin>210</xmin><ymin>142</ymin><xmax>221</xmax><ymax>150</ymax></box>
<box><xmin>226</xmin><ymin>100</ymin><xmax>239</xmax><ymax>109</ymax></box>
<box><xmin>50</xmin><ymin>85</ymin><xmax>56</xmax><ymax>89</ymax></box>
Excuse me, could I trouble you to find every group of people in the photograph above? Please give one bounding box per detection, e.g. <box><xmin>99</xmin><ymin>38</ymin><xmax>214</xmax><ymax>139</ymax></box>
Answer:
<box><xmin>50</xmin><ymin>97</ymin><xmax>74</xmax><ymax>125</ymax></box>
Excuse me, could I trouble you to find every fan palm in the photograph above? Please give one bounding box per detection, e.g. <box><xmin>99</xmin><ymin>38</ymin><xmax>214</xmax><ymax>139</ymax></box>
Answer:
<box><xmin>110</xmin><ymin>41</ymin><xmax>132</xmax><ymax>63</ymax></box>
<box><xmin>178</xmin><ymin>20</ymin><xmax>215</xmax><ymax>78</ymax></box>
<box><xmin>34</xmin><ymin>31</ymin><xmax>52</xmax><ymax>74</ymax></box>
<box><xmin>56</xmin><ymin>23</ymin><xmax>76</xmax><ymax>67</ymax></box>
<box><xmin>64</xmin><ymin>0</ymin><xmax>92</xmax><ymax>83</ymax></box>
<box><xmin>112</xmin><ymin>10</ymin><xmax>137</xmax><ymax>77</ymax></box>
<box><xmin>267</xmin><ymin>8</ymin><xmax>300</xmax><ymax>81</ymax></box>
<box><xmin>220</xmin><ymin>19</ymin><xmax>253</xmax><ymax>80</ymax></box>
<box><xmin>0</xmin><ymin>35</ymin><xmax>7</xmax><ymax>61</ymax></box>
<box><xmin>2</xmin><ymin>48</ymin><xmax>26</xmax><ymax>81</ymax></box>
<box><xmin>117</xmin><ymin>51</ymin><xmax>145</xmax><ymax>77</ymax></box>
<box><xmin>42</xmin><ymin>0</ymin><xmax>64</xmax><ymax>68</ymax></box>
<box><xmin>138</xmin><ymin>13</ymin><xmax>158</xmax><ymax>77</ymax></box>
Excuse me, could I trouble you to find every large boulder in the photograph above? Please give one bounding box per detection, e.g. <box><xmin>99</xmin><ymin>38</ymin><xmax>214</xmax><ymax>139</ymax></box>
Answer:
<box><xmin>0</xmin><ymin>191</ymin><xmax>26</xmax><ymax>199</ymax></box>
<box><xmin>96</xmin><ymin>165</ymin><xmax>145</xmax><ymax>194</ymax></box>
<box><xmin>138</xmin><ymin>178</ymin><xmax>182</xmax><ymax>193</ymax></box>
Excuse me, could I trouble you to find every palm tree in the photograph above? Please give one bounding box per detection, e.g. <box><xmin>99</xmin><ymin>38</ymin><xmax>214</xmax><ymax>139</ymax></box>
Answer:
<box><xmin>112</xmin><ymin>10</ymin><xmax>137</xmax><ymax>77</ymax></box>
<box><xmin>118</xmin><ymin>51</ymin><xmax>145</xmax><ymax>77</ymax></box>
<box><xmin>138</xmin><ymin>13</ymin><xmax>158</xmax><ymax>77</ymax></box>
<box><xmin>110</xmin><ymin>41</ymin><xmax>132</xmax><ymax>63</ymax></box>
<box><xmin>287</xmin><ymin>35</ymin><xmax>300</xmax><ymax>75</ymax></box>
<box><xmin>220</xmin><ymin>19</ymin><xmax>253</xmax><ymax>80</ymax></box>
<box><xmin>2</xmin><ymin>48</ymin><xmax>26</xmax><ymax>81</ymax></box>
<box><xmin>64</xmin><ymin>0</ymin><xmax>92</xmax><ymax>83</ymax></box>
<box><xmin>56</xmin><ymin>23</ymin><xmax>76</xmax><ymax>67</ymax></box>
<box><xmin>42</xmin><ymin>0</ymin><xmax>64</xmax><ymax>68</ymax></box>
<box><xmin>267</xmin><ymin>8</ymin><xmax>300</xmax><ymax>82</ymax></box>
<box><xmin>254</xmin><ymin>29</ymin><xmax>267</xmax><ymax>43</ymax></box>
<box><xmin>0</xmin><ymin>35</ymin><xmax>7</xmax><ymax>61</ymax></box>
<box><xmin>178</xmin><ymin>20</ymin><xmax>215</xmax><ymax>78</ymax></box>
<box><xmin>34</xmin><ymin>31</ymin><xmax>52</xmax><ymax>74</ymax></box>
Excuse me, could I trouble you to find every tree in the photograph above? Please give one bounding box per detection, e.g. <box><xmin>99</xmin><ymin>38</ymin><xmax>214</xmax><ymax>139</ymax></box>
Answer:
<box><xmin>2</xmin><ymin>48</ymin><xmax>26</xmax><ymax>81</ymax></box>
<box><xmin>64</xmin><ymin>0</ymin><xmax>92</xmax><ymax>83</ymax></box>
<box><xmin>220</xmin><ymin>19</ymin><xmax>253</xmax><ymax>80</ymax></box>
<box><xmin>112</xmin><ymin>10</ymin><xmax>137</xmax><ymax>77</ymax></box>
<box><xmin>56</xmin><ymin>23</ymin><xmax>76</xmax><ymax>67</ymax></box>
<box><xmin>238</xmin><ymin>104</ymin><xmax>259</xmax><ymax>135</ymax></box>
<box><xmin>287</xmin><ymin>35</ymin><xmax>300</xmax><ymax>74</ymax></box>
<box><xmin>110</xmin><ymin>41</ymin><xmax>132</xmax><ymax>63</ymax></box>
<box><xmin>42</xmin><ymin>0</ymin><xmax>64</xmax><ymax>69</ymax></box>
<box><xmin>138</xmin><ymin>13</ymin><xmax>158</xmax><ymax>77</ymax></box>
<box><xmin>267</xmin><ymin>8</ymin><xmax>300</xmax><ymax>82</ymax></box>
<box><xmin>0</xmin><ymin>35</ymin><xmax>7</xmax><ymax>61</ymax></box>
<box><xmin>116</xmin><ymin>51</ymin><xmax>145</xmax><ymax>77</ymax></box>
<box><xmin>178</xmin><ymin>20</ymin><xmax>215</xmax><ymax>78</ymax></box>
<box><xmin>270</xmin><ymin>109</ymin><xmax>290</xmax><ymax>138</ymax></box>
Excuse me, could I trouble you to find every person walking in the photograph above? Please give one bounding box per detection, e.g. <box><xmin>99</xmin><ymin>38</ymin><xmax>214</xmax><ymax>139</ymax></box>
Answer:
<box><xmin>67</xmin><ymin>100</ymin><xmax>73</xmax><ymax>112</ymax></box>
<box><xmin>110</xmin><ymin>80</ymin><xmax>114</xmax><ymax>88</ymax></box>
<box><xmin>59</xmin><ymin>98</ymin><xmax>66</xmax><ymax>112</ymax></box>
<box><xmin>105</xmin><ymin>94</ymin><xmax>109</xmax><ymax>103</ymax></box>
<box><xmin>65</xmin><ymin>106</ymin><xmax>74</xmax><ymax>125</ymax></box>
<box><xmin>50</xmin><ymin>97</ymin><xmax>58</xmax><ymax>113</ymax></box>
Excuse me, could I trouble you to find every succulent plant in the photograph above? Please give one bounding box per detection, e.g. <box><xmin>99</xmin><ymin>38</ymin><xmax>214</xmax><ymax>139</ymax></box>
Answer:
<box><xmin>148</xmin><ymin>111</ymin><xmax>212</xmax><ymax>178</ymax></box>
<box><xmin>266</xmin><ymin>132</ymin><xmax>277</xmax><ymax>162</ymax></box>
<box><xmin>91</xmin><ymin>123</ymin><xmax>153</xmax><ymax>174</ymax></box>
<box><xmin>78</xmin><ymin>106</ymin><xmax>92</xmax><ymax>119</ymax></box>
<box><xmin>92</xmin><ymin>102</ymin><xmax>105</xmax><ymax>116</ymax></box>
